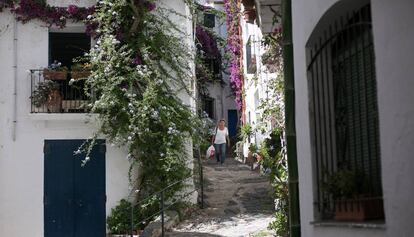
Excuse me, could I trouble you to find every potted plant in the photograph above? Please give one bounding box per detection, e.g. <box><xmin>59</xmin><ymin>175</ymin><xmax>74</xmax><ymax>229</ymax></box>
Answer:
<box><xmin>324</xmin><ymin>169</ymin><xmax>384</xmax><ymax>221</ymax></box>
<box><xmin>71</xmin><ymin>62</ymin><xmax>91</xmax><ymax>79</ymax></box>
<box><xmin>241</xmin><ymin>0</ymin><xmax>255</xmax><ymax>9</ymax></box>
<box><xmin>246</xmin><ymin>143</ymin><xmax>258</xmax><ymax>169</ymax></box>
<box><xmin>243</xmin><ymin>9</ymin><xmax>256</xmax><ymax>23</ymax></box>
<box><xmin>43</xmin><ymin>60</ymin><xmax>68</xmax><ymax>80</ymax></box>
<box><xmin>239</xmin><ymin>123</ymin><xmax>253</xmax><ymax>143</ymax></box>
<box><xmin>31</xmin><ymin>80</ymin><xmax>62</xmax><ymax>112</ymax></box>
<box><xmin>241</xmin><ymin>0</ymin><xmax>256</xmax><ymax>23</ymax></box>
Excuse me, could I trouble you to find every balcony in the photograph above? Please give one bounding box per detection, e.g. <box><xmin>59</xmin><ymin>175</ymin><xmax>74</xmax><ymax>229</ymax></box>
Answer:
<box><xmin>30</xmin><ymin>69</ymin><xmax>90</xmax><ymax>113</ymax></box>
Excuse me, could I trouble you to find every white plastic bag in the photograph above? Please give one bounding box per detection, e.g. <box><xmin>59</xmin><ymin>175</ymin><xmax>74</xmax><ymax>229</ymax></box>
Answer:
<box><xmin>206</xmin><ymin>145</ymin><xmax>215</xmax><ymax>159</ymax></box>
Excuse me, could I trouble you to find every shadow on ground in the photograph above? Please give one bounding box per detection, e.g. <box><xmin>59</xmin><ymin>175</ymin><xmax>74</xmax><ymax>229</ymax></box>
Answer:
<box><xmin>166</xmin><ymin>232</ymin><xmax>223</xmax><ymax>237</ymax></box>
<box><xmin>167</xmin><ymin>157</ymin><xmax>275</xmax><ymax>237</ymax></box>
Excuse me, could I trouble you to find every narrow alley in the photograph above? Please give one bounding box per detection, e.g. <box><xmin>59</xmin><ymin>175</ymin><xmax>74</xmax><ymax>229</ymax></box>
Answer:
<box><xmin>167</xmin><ymin>158</ymin><xmax>275</xmax><ymax>237</ymax></box>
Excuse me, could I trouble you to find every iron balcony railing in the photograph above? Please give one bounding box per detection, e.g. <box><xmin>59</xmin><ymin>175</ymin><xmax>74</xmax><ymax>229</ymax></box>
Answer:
<box><xmin>30</xmin><ymin>69</ymin><xmax>90</xmax><ymax>113</ymax></box>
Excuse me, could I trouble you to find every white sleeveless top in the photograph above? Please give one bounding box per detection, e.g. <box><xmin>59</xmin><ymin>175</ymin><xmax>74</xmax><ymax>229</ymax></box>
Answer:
<box><xmin>214</xmin><ymin>127</ymin><xmax>228</xmax><ymax>144</ymax></box>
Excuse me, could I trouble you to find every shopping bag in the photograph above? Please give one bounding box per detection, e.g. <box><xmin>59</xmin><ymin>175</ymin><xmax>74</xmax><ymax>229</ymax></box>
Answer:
<box><xmin>206</xmin><ymin>145</ymin><xmax>215</xmax><ymax>159</ymax></box>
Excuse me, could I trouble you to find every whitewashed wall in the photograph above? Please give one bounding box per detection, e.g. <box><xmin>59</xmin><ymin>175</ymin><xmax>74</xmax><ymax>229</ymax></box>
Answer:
<box><xmin>292</xmin><ymin>0</ymin><xmax>414</xmax><ymax>236</ymax></box>
<box><xmin>0</xmin><ymin>11</ymin><xmax>130</xmax><ymax>237</ymax></box>
<box><xmin>371</xmin><ymin>1</ymin><xmax>414</xmax><ymax>236</ymax></box>
<box><xmin>240</xmin><ymin>6</ymin><xmax>277</xmax><ymax>156</ymax></box>
<box><xmin>162</xmin><ymin>0</ymin><xmax>198</xmax><ymax>203</ymax></box>
<box><xmin>0</xmin><ymin>0</ymin><xmax>195</xmax><ymax>236</ymax></box>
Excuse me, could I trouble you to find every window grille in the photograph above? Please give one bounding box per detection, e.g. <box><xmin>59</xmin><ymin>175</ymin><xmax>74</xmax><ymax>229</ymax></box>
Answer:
<box><xmin>307</xmin><ymin>4</ymin><xmax>384</xmax><ymax>220</ymax></box>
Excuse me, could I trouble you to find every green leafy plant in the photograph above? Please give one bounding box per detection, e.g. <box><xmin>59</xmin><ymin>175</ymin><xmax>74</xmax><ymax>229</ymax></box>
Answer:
<box><xmin>107</xmin><ymin>199</ymin><xmax>132</xmax><ymax>234</ymax></box>
<box><xmin>258</xmin><ymin>129</ymin><xmax>289</xmax><ymax>237</ymax></box>
<box><xmin>248</xmin><ymin>143</ymin><xmax>258</xmax><ymax>153</ymax></box>
<box><xmin>197</xmin><ymin>113</ymin><xmax>215</xmax><ymax>157</ymax></box>
<box><xmin>47</xmin><ymin>60</ymin><xmax>68</xmax><ymax>71</ymax></box>
<box><xmin>240</xmin><ymin>123</ymin><xmax>253</xmax><ymax>142</ymax></box>
<box><xmin>262</xmin><ymin>29</ymin><xmax>283</xmax><ymax>73</ymax></box>
<box><xmin>31</xmin><ymin>80</ymin><xmax>59</xmax><ymax>107</ymax></box>
<box><xmin>323</xmin><ymin>169</ymin><xmax>367</xmax><ymax>199</ymax></box>
<box><xmin>107</xmin><ymin>199</ymin><xmax>159</xmax><ymax>234</ymax></box>
<box><xmin>71</xmin><ymin>62</ymin><xmax>91</xmax><ymax>71</ymax></box>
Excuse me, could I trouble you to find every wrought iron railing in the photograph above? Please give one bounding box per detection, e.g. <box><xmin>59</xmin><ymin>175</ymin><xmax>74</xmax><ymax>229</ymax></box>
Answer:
<box><xmin>127</xmin><ymin>148</ymin><xmax>204</xmax><ymax>237</ymax></box>
<box><xmin>30</xmin><ymin>69</ymin><xmax>90</xmax><ymax>113</ymax></box>
<box><xmin>307</xmin><ymin>4</ymin><xmax>384</xmax><ymax>220</ymax></box>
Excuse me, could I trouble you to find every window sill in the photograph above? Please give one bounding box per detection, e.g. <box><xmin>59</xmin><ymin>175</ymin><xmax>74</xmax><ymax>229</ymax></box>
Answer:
<box><xmin>311</xmin><ymin>220</ymin><xmax>386</xmax><ymax>229</ymax></box>
<box><xmin>28</xmin><ymin>113</ymin><xmax>96</xmax><ymax>121</ymax></box>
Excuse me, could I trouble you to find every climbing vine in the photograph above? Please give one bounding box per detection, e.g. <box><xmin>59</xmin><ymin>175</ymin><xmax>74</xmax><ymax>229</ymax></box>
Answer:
<box><xmin>82</xmin><ymin>0</ymin><xmax>206</xmax><ymax>203</ymax></box>
<box><xmin>257</xmin><ymin>29</ymin><xmax>289</xmax><ymax>236</ymax></box>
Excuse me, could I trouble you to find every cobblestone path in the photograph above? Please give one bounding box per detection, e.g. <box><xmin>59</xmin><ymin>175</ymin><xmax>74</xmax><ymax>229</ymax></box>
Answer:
<box><xmin>166</xmin><ymin>158</ymin><xmax>275</xmax><ymax>237</ymax></box>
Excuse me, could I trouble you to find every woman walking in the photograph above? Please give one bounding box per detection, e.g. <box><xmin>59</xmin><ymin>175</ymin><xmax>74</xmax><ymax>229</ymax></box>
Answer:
<box><xmin>211</xmin><ymin>119</ymin><xmax>230</xmax><ymax>164</ymax></box>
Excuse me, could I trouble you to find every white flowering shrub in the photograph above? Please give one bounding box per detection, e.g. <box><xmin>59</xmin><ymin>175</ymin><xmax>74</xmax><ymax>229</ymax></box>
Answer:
<box><xmin>76</xmin><ymin>0</ymin><xmax>205</xmax><ymax>228</ymax></box>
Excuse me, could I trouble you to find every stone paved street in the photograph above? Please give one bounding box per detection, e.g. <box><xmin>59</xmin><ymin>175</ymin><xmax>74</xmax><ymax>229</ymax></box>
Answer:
<box><xmin>167</xmin><ymin>158</ymin><xmax>275</xmax><ymax>237</ymax></box>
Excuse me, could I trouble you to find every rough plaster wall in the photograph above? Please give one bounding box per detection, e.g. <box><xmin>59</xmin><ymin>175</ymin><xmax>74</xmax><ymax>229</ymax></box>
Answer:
<box><xmin>0</xmin><ymin>0</ymin><xmax>197</xmax><ymax>235</ymax></box>
<box><xmin>371</xmin><ymin>1</ymin><xmax>414</xmax><ymax>236</ymax></box>
<box><xmin>0</xmin><ymin>10</ymin><xmax>131</xmax><ymax>236</ymax></box>
<box><xmin>292</xmin><ymin>0</ymin><xmax>414</xmax><ymax>236</ymax></box>
<box><xmin>47</xmin><ymin>0</ymin><xmax>96</xmax><ymax>7</ymax></box>
<box><xmin>0</xmin><ymin>13</ymin><xmax>194</xmax><ymax>237</ymax></box>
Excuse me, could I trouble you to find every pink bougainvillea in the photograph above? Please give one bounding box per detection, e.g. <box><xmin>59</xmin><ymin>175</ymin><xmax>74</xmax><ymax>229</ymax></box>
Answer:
<box><xmin>224</xmin><ymin>0</ymin><xmax>243</xmax><ymax>110</ymax></box>
<box><xmin>7</xmin><ymin>0</ymin><xmax>95</xmax><ymax>29</ymax></box>
<box><xmin>1</xmin><ymin>0</ymin><xmax>155</xmax><ymax>35</ymax></box>
<box><xmin>196</xmin><ymin>26</ymin><xmax>220</xmax><ymax>59</ymax></box>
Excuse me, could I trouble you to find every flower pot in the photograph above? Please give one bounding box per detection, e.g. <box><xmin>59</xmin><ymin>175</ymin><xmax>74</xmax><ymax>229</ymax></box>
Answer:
<box><xmin>246</xmin><ymin>151</ymin><xmax>256</xmax><ymax>170</ymax></box>
<box><xmin>43</xmin><ymin>69</ymin><xmax>68</xmax><ymax>80</ymax></box>
<box><xmin>241</xmin><ymin>0</ymin><xmax>255</xmax><ymax>9</ymax></box>
<box><xmin>243</xmin><ymin>9</ymin><xmax>256</xmax><ymax>23</ymax></box>
<box><xmin>47</xmin><ymin>89</ymin><xmax>62</xmax><ymax>113</ymax></box>
<box><xmin>71</xmin><ymin>70</ymin><xmax>91</xmax><ymax>79</ymax></box>
<box><xmin>334</xmin><ymin>197</ymin><xmax>384</xmax><ymax>221</ymax></box>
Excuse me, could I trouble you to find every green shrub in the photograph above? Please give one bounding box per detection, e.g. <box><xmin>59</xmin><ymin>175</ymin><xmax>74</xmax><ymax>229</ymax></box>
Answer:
<box><xmin>258</xmin><ymin>129</ymin><xmax>289</xmax><ymax>237</ymax></box>
<box><xmin>107</xmin><ymin>198</ymin><xmax>159</xmax><ymax>234</ymax></box>
<box><xmin>107</xmin><ymin>199</ymin><xmax>132</xmax><ymax>234</ymax></box>
<box><xmin>240</xmin><ymin>124</ymin><xmax>253</xmax><ymax>142</ymax></box>
<box><xmin>31</xmin><ymin>80</ymin><xmax>59</xmax><ymax>107</ymax></box>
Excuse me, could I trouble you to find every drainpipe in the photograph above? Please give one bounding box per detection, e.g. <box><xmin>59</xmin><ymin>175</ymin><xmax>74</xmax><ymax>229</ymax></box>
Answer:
<box><xmin>282</xmin><ymin>0</ymin><xmax>301</xmax><ymax>236</ymax></box>
<box><xmin>12</xmin><ymin>17</ymin><xmax>17</xmax><ymax>141</ymax></box>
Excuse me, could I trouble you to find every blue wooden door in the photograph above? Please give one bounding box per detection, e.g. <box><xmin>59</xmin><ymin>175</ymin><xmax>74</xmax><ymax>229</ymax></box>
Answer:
<box><xmin>44</xmin><ymin>140</ymin><xmax>106</xmax><ymax>237</ymax></box>
<box><xmin>228</xmin><ymin>110</ymin><xmax>238</xmax><ymax>138</ymax></box>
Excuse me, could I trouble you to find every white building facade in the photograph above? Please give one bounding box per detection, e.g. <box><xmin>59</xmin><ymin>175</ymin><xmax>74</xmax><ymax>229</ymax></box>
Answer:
<box><xmin>197</xmin><ymin>0</ymin><xmax>239</xmax><ymax>137</ymax></box>
<box><xmin>0</xmin><ymin>0</ymin><xmax>194</xmax><ymax>236</ymax></box>
<box><xmin>239</xmin><ymin>0</ymin><xmax>281</xmax><ymax>158</ymax></box>
<box><xmin>291</xmin><ymin>0</ymin><xmax>414</xmax><ymax>236</ymax></box>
